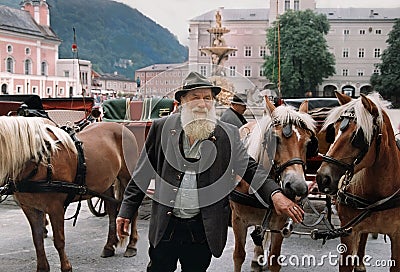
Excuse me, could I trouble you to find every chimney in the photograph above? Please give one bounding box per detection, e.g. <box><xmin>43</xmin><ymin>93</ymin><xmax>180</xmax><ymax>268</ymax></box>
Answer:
<box><xmin>21</xmin><ymin>0</ymin><xmax>50</xmax><ymax>27</ymax></box>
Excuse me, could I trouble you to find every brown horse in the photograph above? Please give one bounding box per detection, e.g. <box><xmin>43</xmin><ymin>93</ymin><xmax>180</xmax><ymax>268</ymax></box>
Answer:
<box><xmin>316</xmin><ymin>91</ymin><xmax>399</xmax><ymax>272</ymax></box>
<box><xmin>0</xmin><ymin>116</ymin><xmax>139</xmax><ymax>272</ymax></box>
<box><xmin>230</xmin><ymin>98</ymin><xmax>317</xmax><ymax>272</ymax></box>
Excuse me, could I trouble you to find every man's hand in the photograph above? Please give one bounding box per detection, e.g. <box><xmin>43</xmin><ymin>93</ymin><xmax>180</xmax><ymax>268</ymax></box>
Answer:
<box><xmin>116</xmin><ymin>216</ymin><xmax>131</xmax><ymax>239</ymax></box>
<box><xmin>271</xmin><ymin>192</ymin><xmax>304</xmax><ymax>223</ymax></box>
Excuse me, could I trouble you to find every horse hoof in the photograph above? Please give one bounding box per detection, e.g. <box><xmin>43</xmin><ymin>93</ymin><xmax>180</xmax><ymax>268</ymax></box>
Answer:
<box><xmin>124</xmin><ymin>247</ymin><xmax>137</xmax><ymax>257</ymax></box>
<box><xmin>100</xmin><ymin>248</ymin><xmax>115</xmax><ymax>258</ymax></box>
<box><xmin>250</xmin><ymin>260</ymin><xmax>267</xmax><ymax>272</ymax></box>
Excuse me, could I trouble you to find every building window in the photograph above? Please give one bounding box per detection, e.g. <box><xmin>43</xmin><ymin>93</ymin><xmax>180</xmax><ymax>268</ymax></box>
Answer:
<box><xmin>343</xmin><ymin>29</ymin><xmax>350</xmax><ymax>35</ymax></box>
<box><xmin>259</xmin><ymin>46</ymin><xmax>266</xmax><ymax>57</ymax></box>
<box><xmin>59</xmin><ymin>87</ymin><xmax>64</xmax><ymax>95</ymax></box>
<box><xmin>17</xmin><ymin>86</ymin><xmax>22</xmax><ymax>93</ymax></box>
<box><xmin>32</xmin><ymin>86</ymin><xmax>37</xmax><ymax>94</ymax></box>
<box><xmin>64</xmin><ymin>71</ymin><xmax>70</xmax><ymax>77</ymax></box>
<box><xmin>200</xmin><ymin>65</ymin><xmax>207</xmax><ymax>77</ymax></box>
<box><xmin>47</xmin><ymin>87</ymin><xmax>52</xmax><ymax>95</ymax></box>
<box><xmin>230</xmin><ymin>48</ymin><xmax>237</xmax><ymax>57</ymax></box>
<box><xmin>244</xmin><ymin>46</ymin><xmax>252</xmax><ymax>57</ymax></box>
<box><xmin>375</xmin><ymin>29</ymin><xmax>382</xmax><ymax>34</ymax></box>
<box><xmin>244</xmin><ymin>66</ymin><xmax>251</xmax><ymax>77</ymax></box>
<box><xmin>7</xmin><ymin>45</ymin><xmax>12</xmax><ymax>53</ymax></box>
<box><xmin>373</xmin><ymin>68</ymin><xmax>380</xmax><ymax>75</ymax></box>
<box><xmin>359</xmin><ymin>29</ymin><xmax>366</xmax><ymax>35</ymax></box>
<box><xmin>200</xmin><ymin>51</ymin><xmax>207</xmax><ymax>57</ymax></box>
<box><xmin>358</xmin><ymin>48</ymin><xmax>365</xmax><ymax>58</ymax></box>
<box><xmin>229</xmin><ymin>66</ymin><xmax>236</xmax><ymax>77</ymax></box>
<box><xmin>41</xmin><ymin>61</ymin><xmax>48</xmax><ymax>76</ymax></box>
<box><xmin>357</xmin><ymin>69</ymin><xmax>364</xmax><ymax>76</ymax></box>
<box><xmin>342</xmin><ymin>69</ymin><xmax>349</xmax><ymax>76</ymax></box>
<box><xmin>6</xmin><ymin>57</ymin><xmax>14</xmax><ymax>73</ymax></box>
<box><xmin>25</xmin><ymin>47</ymin><xmax>31</xmax><ymax>55</ymax></box>
<box><xmin>294</xmin><ymin>0</ymin><xmax>299</xmax><ymax>10</ymax></box>
<box><xmin>25</xmin><ymin>59</ymin><xmax>32</xmax><ymax>75</ymax></box>
<box><xmin>342</xmin><ymin>48</ymin><xmax>349</xmax><ymax>58</ymax></box>
<box><xmin>374</xmin><ymin>48</ymin><xmax>381</xmax><ymax>58</ymax></box>
<box><xmin>285</xmin><ymin>0</ymin><xmax>290</xmax><ymax>10</ymax></box>
<box><xmin>259</xmin><ymin>66</ymin><xmax>265</xmax><ymax>77</ymax></box>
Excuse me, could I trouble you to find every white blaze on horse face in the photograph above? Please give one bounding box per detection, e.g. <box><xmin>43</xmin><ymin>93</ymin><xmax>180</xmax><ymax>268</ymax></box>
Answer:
<box><xmin>292</xmin><ymin>126</ymin><xmax>301</xmax><ymax>141</ymax></box>
<box><xmin>327</xmin><ymin>130</ymin><xmax>343</xmax><ymax>153</ymax></box>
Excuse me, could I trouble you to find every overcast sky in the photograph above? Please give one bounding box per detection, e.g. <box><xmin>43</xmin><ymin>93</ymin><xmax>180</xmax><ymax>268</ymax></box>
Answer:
<box><xmin>115</xmin><ymin>0</ymin><xmax>400</xmax><ymax>45</ymax></box>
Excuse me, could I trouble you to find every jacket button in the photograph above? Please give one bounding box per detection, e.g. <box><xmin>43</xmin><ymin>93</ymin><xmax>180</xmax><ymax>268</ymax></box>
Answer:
<box><xmin>167</xmin><ymin>211</ymin><xmax>172</xmax><ymax>215</ymax></box>
<box><xmin>170</xmin><ymin>200</ymin><xmax>175</xmax><ymax>204</ymax></box>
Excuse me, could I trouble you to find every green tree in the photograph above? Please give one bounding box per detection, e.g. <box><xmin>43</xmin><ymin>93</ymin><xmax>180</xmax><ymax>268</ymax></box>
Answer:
<box><xmin>370</xmin><ymin>19</ymin><xmax>400</xmax><ymax>100</ymax></box>
<box><xmin>264</xmin><ymin>10</ymin><xmax>335</xmax><ymax>97</ymax></box>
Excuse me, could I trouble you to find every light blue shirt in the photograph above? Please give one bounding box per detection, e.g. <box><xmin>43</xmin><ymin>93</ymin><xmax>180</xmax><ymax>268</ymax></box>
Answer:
<box><xmin>172</xmin><ymin>135</ymin><xmax>201</xmax><ymax>218</ymax></box>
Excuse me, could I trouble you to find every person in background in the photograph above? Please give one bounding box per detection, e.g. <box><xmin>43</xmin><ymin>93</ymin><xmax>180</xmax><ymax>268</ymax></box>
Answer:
<box><xmin>220</xmin><ymin>93</ymin><xmax>248</xmax><ymax>128</ymax></box>
<box><xmin>116</xmin><ymin>72</ymin><xmax>303</xmax><ymax>272</ymax></box>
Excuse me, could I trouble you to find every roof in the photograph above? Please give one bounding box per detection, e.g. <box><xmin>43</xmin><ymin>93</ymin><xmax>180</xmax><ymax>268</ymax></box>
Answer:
<box><xmin>317</xmin><ymin>8</ymin><xmax>400</xmax><ymax>20</ymax></box>
<box><xmin>136</xmin><ymin>63</ymin><xmax>188</xmax><ymax>72</ymax></box>
<box><xmin>0</xmin><ymin>4</ymin><xmax>60</xmax><ymax>41</ymax></box>
<box><xmin>190</xmin><ymin>9</ymin><xmax>269</xmax><ymax>22</ymax></box>
<box><xmin>190</xmin><ymin>8</ymin><xmax>400</xmax><ymax>22</ymax></box>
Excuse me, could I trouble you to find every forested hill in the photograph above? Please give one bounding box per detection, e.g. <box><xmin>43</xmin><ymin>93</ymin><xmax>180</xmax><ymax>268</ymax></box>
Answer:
<box><xmin>0</xmin><ymin>0</ymin><xmax>188</xmax><ymax>79</ymax></box>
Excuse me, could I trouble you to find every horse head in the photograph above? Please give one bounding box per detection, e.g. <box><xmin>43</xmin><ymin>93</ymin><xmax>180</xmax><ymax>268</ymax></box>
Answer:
<box><xmin>316</xmin><ymin>91</ymin><xmax>392</xmax><ymax>195</ymax></box>
<box><xmin>243</xmin><ymin>98</ymin><xmax>317</xmax><ymax>200</ymax></box>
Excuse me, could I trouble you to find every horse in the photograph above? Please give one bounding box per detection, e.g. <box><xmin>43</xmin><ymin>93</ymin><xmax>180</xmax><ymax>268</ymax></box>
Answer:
<box><xmin>0</xmin><ymin>116</ymin><xmax>139</xmax><ymax>272</ymax></box>
<box><xmin>230</xmin><ymin>98</ymin><xmax>318</xmax><ymax>272</ymax></box>
<box><xmin>316</xmin><ymin>91</ymin><xmax>399</xmax><ymax>272</ymax></box>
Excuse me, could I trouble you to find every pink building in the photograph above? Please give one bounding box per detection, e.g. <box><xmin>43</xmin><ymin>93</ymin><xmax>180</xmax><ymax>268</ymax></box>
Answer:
<box><xmin>0</xmin><ymin>0</ymin><xmax>88</xmax><ymax>97</ymax></box>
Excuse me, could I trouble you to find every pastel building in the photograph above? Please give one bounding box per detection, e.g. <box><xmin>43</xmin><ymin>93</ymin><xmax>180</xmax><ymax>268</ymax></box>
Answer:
<box><xmin>188</xmin><ymin>0</ymin><xmax>400</xmax><ymax>97</ymax></box>
<box><xmin>0</xmin><ymin>0</ymin><xmax>91</xmax><ymax>97</ymax></box>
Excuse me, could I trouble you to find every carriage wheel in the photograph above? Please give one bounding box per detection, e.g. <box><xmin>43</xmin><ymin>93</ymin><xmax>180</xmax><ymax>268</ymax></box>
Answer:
<box><xmin>87</xmin><ymin>197</ymin><xmax>107</xmax><ymax>217</ymax></box>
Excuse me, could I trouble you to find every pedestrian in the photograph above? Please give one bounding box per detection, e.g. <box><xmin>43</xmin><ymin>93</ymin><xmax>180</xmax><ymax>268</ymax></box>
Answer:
<box><xmin>220</xmin><ymin>93</ymin><xmax>248</xmax><ymax>128</ymax></box>
<box><xmin>116</xmin><ymin>71</ymin><xmax>304</xmax><ymax>272</ymax></box>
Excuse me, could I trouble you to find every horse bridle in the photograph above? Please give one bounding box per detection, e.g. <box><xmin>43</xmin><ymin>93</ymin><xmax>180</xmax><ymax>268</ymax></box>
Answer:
<box><xmin>261</xmin><ymin>118</ymin><xmax>316</xmax><ymax>185</ymax></box>
<box><xmin>322</xmin><ymin>110</ymin><xmax>381</xmax><ymax>189</ymax></box>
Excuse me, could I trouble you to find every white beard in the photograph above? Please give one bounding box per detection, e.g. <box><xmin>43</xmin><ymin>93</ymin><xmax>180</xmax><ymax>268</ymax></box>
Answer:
<box><xmin>180</xmin><ymin>103</ymin><xmax>217</xmax><ymax>141</ymax></box>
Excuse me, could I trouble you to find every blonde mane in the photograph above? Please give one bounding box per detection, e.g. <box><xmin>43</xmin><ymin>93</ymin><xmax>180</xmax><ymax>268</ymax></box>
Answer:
<box><xmin>245</xmin><ymin>105</ymin><xmax>316</xmax><ymax>161</ymax></box>
<box><xmin>322</xmin><ymin>92</ymin><xmax>391</xmax><ymax>144</ymax></box>
<box><xmin>0</xmin><ymin>117</ymin><xmax>77</xmax><ymax>183</ymax></box>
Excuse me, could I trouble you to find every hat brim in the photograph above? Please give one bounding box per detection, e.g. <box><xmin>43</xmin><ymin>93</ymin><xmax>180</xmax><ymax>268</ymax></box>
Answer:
<box><xmin>231</xmin><ymin>101</ymin><xmax>247</xmax><ymax>106</ymax></box>
<box><xmin>175</xmin><ymin>86</ymin><xmax>221</xmax><ymax>102</ymax></box>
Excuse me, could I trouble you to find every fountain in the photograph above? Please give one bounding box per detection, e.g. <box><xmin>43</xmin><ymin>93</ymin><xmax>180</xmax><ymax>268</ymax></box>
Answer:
<box><xmin>199</xmin><ymin>11</ymin><xmax>237</xmax><ymax>104</ymax></box>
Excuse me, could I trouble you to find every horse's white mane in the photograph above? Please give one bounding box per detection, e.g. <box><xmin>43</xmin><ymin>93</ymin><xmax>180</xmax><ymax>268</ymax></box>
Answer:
<box><xmin>245</xmin><ymin>105</ymin><xmax>316</xmax><ymax>161</ymax></box>
<box><xmin>0</xmin><ymin>117</ymin><xmax>77</xmax><ymax>183</ymax></box>
<box><xmin>322</xmin><ymin>92</ymin><xmax>391</xmax><ymax>144</ymax></box>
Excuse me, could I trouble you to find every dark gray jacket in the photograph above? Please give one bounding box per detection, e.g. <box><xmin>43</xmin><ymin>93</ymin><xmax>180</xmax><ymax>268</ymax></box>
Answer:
<box><xmin>118</xmin><ymin>113</ymin><xmax>279</xmax><ymax>257</ymax></box>
<box><xmin>220</xmin><ymin>107</ymin><xmax>247</xmax><ymax>128</ymax></box>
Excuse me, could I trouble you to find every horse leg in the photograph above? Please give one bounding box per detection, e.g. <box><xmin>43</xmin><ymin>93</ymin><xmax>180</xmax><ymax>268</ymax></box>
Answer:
<box><xmin>268</xmin><ymin>232</ymin><xmax>284</xmax><ymax>272</ymax></box>
<box><xmin>231</xmin><ymin>206</ymin><xmax>248</xmax><ymax>272</ymax></box>
<box><xmin>389</xmin><ymin>233</ymin><xmax>400</xmax><ymax>272</ymax></box>
<box><xmin>48</xmin><ymin>209</ymin><xmax>72</xmax><ymax>272</ymax></box>
<box><xmin>354</xmin><ymin>233</ymin><xmax>368</xmax><ymax>272</ymax></box>
<box><xmin>20</xmin><ymin>205</ymin><xmax>50</xmax><ymax>272</ymax></box>
<box><xmin>339</xmin><ymin>233</ymin><xmax>360</xmax><ymax>272</ymax></box>
<box><xmin>251</xmin><ymin>244</ymin><xmax>267</xmax><ymax>272</ymax></box>
<box><xmin>124</xmin><ymin>211</ymin><xmax>138</xmax><ymax>257</ymax></box>
<box><xmin>101</xmin><ymin>187</ymin><xmax>118</xmax><ymax>258</ymax></box>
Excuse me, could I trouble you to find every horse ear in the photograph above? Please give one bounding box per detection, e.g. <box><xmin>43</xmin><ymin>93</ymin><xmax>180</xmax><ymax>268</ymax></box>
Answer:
<box><xmin>360</xmin><ymin>94</ymin><xmax>379</xmax><ymax>117</ymax></box>
<box><xmin>299</xmin><ymin>100</ymin><xmax>309</xmax><ymax>113</ymax></box>
<box><xmin>335</xmin><ymin>91</ymin><xmax>352</xmax><ymax>105</ymax></box>
<box><xmin>264</xmin><ymin>96</ymin><xmax>276</xmax><ymax>114</ymax></box>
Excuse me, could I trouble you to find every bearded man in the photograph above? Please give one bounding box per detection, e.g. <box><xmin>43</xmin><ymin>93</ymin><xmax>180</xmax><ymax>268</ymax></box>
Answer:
<box><xmin>117</xmin><ymin>72</ymin><xmax>303</xmax><ymax>272</ymax></box>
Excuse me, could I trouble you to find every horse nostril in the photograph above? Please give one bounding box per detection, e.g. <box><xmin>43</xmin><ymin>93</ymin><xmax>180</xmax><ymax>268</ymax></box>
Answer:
<box><xmin>316</xmin><ymin>174</ymin><xmax>331</xmax><ymax>187</ymax></box>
